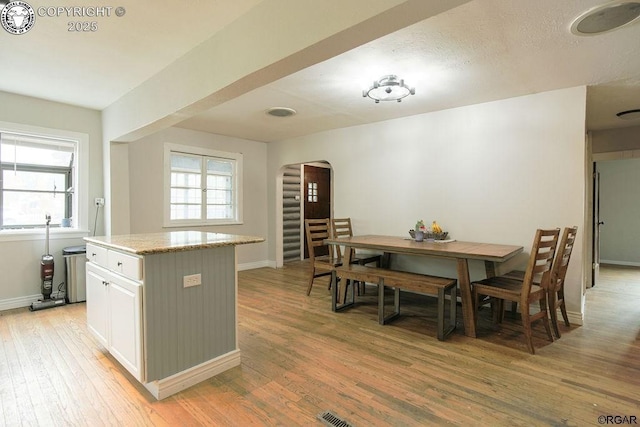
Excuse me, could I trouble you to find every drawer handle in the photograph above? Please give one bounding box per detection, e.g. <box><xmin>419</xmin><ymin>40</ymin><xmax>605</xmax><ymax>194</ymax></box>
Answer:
<box><xmin>117</xmin><ymin>261</ymin><xmax>123</xmax><ymax>266</ymax></box>
<box><xmin>92</xmin><ymin>253</ymin><xmax>96</xmax><ymax>257</ymax></box>
<box><xmin>102</xmin><ymin>280</ymin><xmax>109</xmax><ymax>286</ymax></box>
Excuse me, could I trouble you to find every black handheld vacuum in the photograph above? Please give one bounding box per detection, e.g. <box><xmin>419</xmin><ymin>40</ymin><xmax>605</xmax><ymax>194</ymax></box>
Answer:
<box><xmin>30</xmin><ymin>214</ymin><xmax>66</xmax><ymax>311</ymax></box>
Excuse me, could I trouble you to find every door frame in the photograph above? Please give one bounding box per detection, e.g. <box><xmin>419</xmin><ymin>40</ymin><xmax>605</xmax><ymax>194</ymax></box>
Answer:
<box><xmin>302</xmin><ymin>163</ymin><xmax>332</xmax><ymax>259</ymax></box>
<box><xmin>592</xmin><ymin>165</ymin><xmax>601</xmax><ymax>287</ymax></box>
<box><xmin>589</xmin><ymin>148</ymin><xmax>640</xmax><ymax>288</ymax></box>
<box><xmin>275</xmin><ymin>161</ymin><xmax>333</xmax><ymax>268</ymax></box>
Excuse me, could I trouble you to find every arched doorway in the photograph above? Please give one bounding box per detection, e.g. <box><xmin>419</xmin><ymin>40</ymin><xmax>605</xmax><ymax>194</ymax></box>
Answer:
<box><xmin>276</xmin><ymin>161</ymin><xmax>332</xmax><ymax>267</ymax></box>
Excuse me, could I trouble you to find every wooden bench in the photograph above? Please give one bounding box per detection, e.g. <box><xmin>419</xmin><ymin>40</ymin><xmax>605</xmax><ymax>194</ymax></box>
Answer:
<box><xmin>330</xmin><ymin>264</ymin><xmax>457</xmax><ymax>341</ymax></box>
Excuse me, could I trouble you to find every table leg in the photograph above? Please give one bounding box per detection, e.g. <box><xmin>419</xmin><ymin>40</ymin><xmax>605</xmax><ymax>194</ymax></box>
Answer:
<box><xmin>336</xmin><ymin>247</ymin><xmax>353</xmax><ymax>305</ymax></box>
<box><xmin>456</xmin><ymin>258</ymin><xmax>476</xmax><ymax>338</ymax></box>
<box><xmin>484</xmin><ymin>260</ymin><xmax>496</xmax><ymax>278</ymax></box>
<box><xmin>484</xmin><ymin>260</ymin><xmax>512</xmax><ymax>319</ymax></box>
<box><xmin>381</xmin><ymin>252</ymin><xmax>392</xmax><ymax>269</ymax></box>
<box><xmin>331</xmin><ymin>270</ymin><xmax>338</xmax><ymax>311</ymax></box>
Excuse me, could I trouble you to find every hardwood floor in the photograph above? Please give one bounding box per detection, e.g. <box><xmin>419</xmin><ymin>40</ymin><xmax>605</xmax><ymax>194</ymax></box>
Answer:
<box><xmin>1</xmin><ymin>262</ymin><xmax>639</xmax><ymax>426</ymax></box>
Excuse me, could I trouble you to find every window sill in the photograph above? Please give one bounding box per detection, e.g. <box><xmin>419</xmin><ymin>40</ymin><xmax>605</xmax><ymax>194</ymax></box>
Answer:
<box><xmin>0</xmin><ymin>228</ymin><xmax>90</xmax><ymax>243</ymax></box>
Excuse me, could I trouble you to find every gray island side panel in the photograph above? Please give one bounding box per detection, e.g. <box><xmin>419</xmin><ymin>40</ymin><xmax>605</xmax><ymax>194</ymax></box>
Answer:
<box><xmin>143</xmin><ymin>245</ymin><xmax>236</xmax><ymax>381</ymax></box>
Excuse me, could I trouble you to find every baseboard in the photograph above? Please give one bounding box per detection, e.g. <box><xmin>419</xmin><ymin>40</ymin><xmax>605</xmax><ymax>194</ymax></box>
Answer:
<box><xmin>0</xmin><ymin>294</ymin><xmax>41</xmax><ymax>311</ymax></box>
<box><xmin>237</xmin><ymin>260</ymin><xmax>276</xmax><ymax>271</ymax></box>
<box><xmin>600</xmin><ymin>260</ymin><xmax>640</xmax><ymax>268</ymax></box>
<box><xmin>144</xmin><ymin>349</ymin><xmax>241</xmax><ymax>400</ymax></box>
<box><xmin>566</xmin><ymin>310</ymin><xmax>583</xmax><ymax>326</ymax></box>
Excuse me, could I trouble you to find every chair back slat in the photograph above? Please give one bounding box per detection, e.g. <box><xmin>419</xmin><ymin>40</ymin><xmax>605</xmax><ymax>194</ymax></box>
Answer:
<box><xmin>331</xmin><ymin>218</ymin><xmax>355</xmax><ymax>260</ymax></box>
<box><xmin>549</xmin><ymin>226</ymin><xmax>578</xmax><ymax>292</ymax></box>
<box><xmin>304</xmin><ymin>218</ymin><xmax>333</xmax><ymax>262</ymax></box>
<box><xmin>521</xmin><ymin>228</ymin><xmax>560</xmax><ymax>304</ymax></box>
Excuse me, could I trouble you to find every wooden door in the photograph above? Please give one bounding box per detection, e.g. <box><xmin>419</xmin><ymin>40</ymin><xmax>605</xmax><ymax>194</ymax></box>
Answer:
<box><xmin>303</xmin><ymin>165</ymin><xmax>331</xmax><ymax>258</ymax></box>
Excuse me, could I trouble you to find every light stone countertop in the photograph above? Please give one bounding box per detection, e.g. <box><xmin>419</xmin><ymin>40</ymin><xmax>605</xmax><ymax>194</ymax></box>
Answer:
<box><xmin>84</xmin><ymin>231</ymin><xmax>265</xmax><ymax>255</ymax></box>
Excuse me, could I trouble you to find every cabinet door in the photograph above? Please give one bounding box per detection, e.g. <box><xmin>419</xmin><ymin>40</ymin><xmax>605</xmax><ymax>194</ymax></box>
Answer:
<box><xmin>86</xmin><ymin>263</ymin><xmax>109</xmax><ymax>347</ymax></box>
<box><xmin>108</xmin><ymin>274</ymin><xmax>143</xmax><ymax>382</ymax></box>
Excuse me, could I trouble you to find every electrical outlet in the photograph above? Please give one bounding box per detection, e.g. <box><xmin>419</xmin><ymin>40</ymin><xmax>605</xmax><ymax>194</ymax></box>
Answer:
<box><xmin>183</xmin><ymin>273</ymin><xmax>201</xmax><ymax>288</ymax></box>
<box><xmin>95</xmin><ymin>197</ymin><xmax>105</xmax><ymax>207</ymax></box>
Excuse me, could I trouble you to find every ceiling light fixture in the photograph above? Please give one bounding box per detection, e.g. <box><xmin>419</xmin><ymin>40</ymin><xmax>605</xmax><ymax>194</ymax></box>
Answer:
<box><xmin>265</xmin><ymin>107</ymin><xmax>296</xmax><ymax>117</ymax></box>
<box><xmin>363</xmin><ymin>75</ymin><xmax>415</xmax><ymax>103</ymax></box>
<box><xmin>616</xmin><ymin>109</ymin><xmax>640</xmax><ymax>120</ymax></box>
<box><xmin>570</xmin><ymin>1</ymin><xmax>640</xmax><ymax>36</ymax></box>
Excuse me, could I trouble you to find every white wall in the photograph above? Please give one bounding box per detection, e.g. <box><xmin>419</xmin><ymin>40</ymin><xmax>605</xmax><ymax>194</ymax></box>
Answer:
<box><xmin>109</xmin><ymin>142</ymin><xmax>131</xmax><ymax>235</ymax></box>
<box><xmin>127</xmin><ymin>127</ymin><xmax>269</xmax><ymax>267</ymax></box>
<box><xmin>592</xmin><ymin>125</ymin><xmax>640</xmax><ymax>153</ymax></box>
<box><xmin>598</xmin><ymin>158</ymin><xmax>640</xmax><ymax>266</ymax></box>
<box><xmin>268</xmin><ymin>87</ymin><xmax>587</xmax><ymax>317</ymax></box>
<box><xmin>0</xmin><ymin>91</ymin><xmax>103</xmax><ymax>309</ymax></box>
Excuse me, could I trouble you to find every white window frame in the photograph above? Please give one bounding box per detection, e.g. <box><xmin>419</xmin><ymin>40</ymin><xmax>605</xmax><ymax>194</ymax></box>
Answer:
<box><xmin>0</xmin><ymin>121</ymin><xmax>89</xmax><ymax>242</ymax></box>
<box><xmin>163</xmin><ymin>143</ymin><xmax>243</xmax><ymax>227</ymax></box>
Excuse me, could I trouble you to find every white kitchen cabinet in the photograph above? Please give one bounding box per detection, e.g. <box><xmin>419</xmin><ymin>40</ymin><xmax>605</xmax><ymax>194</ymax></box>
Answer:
<box><xmin>86</xmin><ymin>262</ymin><xmax>108</xmax><ymax>347</ymax></box>
<box><xmin>84</xmin><ymin>232</ymin><xmax>264</xmax><ymax>400</ymax></box>
<box><xmin>107</xmin><ymin>272</ymin><xmax>143</xmax><ymax>381</ymax></box>
<box><xmin>85</xmin><ymin>246</ymin><xmax>143</xmax><ymax>382</ymax></box>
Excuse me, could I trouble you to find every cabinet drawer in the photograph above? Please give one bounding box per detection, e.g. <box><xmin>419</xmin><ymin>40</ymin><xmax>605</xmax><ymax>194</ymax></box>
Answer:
<box><xmin>107</xmin><ymin>250</ymin><xmax>143</xmax><ymax>281</ymax></box>
<box><xmin>86</xmin><ymin>243</ymin><xmax>108</xmax><ymax>268</ymax></box>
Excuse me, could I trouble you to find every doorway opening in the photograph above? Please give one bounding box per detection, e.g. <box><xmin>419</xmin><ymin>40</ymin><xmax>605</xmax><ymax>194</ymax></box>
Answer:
<box><xmin>591</xmin><ymin>156</ymin><xmax>640</xmax><ymax>287</ymax></box>
<box><xmin>276</xmin><ymin>161</ymin><xmax>332</xmax><ymax>267</ymax></box>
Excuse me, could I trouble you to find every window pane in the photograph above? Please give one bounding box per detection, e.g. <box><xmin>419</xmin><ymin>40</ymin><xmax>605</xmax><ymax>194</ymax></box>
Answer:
<box><xmin>171</xmin><ymin>188</ymin><xmax>201</xmax><ymax>204</ymax></box>
<box><xmin>1</xmin><ymin>141</ymin><xmax>73</xmax><ymax>167</ymax></box>
<box><xmin>170</xmin><ymin>204</ymin><xmax>201</xmax><ymax>220</ymax></box>
<box><xmin>3</xmin><ymin>191</ymin><xmax>66</xmax><ymax>226</ymax></box>
<box><xmin>171</xmin><ymin>154</ymin><xmax>200</xmax><ymax>172</ymax></box>
<box><xmin>171</xmin><ymin>172</ymin><xmax>200</xmax><ymax>188</ymax></box>
<box><xmin>206</xmin><ymin>159</ymin><xmax>232</xmax><ymax>174</ymax></box>
<box><xmin>207</xmin><ymin>189</ymin><xmax>231</xmax><ymax>205</ymax></box>
<box><xmin>207</xmin><ymin>204</ymin><xmax>232</xmax><ymax>219</ymax></box>
<box><xmin>206</xmin><ymin>174</ymin><xmax>231</xmax><ymax>190</ymax></box>
<box><xmin>3</xmin><ymin>170</ymin><xmax>67</xmax><ymax>192</ymax></box>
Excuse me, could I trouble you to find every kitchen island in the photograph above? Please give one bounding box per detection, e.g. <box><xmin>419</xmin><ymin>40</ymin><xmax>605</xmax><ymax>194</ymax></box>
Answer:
<box><xmin>84</xmin><ymin>231</ymin><xmax>264</xmax><ymax>400</ymax></box>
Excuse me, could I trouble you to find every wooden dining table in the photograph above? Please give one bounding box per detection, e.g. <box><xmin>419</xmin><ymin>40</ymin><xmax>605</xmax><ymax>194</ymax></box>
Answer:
<box><xmin>323</xmin><ymin>234</ymin><xmax>523</xmax><ymax>338</ymax></box>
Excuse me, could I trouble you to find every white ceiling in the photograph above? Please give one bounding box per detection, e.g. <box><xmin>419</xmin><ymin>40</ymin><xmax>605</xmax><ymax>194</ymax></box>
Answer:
<box><xmin>2</xmin><ymin>0</ymin><xmax>639</xmax><ymax>142</ymax></box>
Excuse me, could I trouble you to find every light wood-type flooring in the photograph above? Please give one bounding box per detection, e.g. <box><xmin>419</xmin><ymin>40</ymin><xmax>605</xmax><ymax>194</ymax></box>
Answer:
<box><xmin>1</xmin><ymin>262</ymin><xmax>639</xmax><ymax>426</ymax></box>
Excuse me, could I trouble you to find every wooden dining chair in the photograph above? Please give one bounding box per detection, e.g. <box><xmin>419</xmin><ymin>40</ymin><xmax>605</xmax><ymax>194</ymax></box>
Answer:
<box><xmin>503</xmin><ymin>226</ymin><xmax>578</xmax><ymax>338</ymax></box>
<box><xmin>547</xmin><ymin>226</ymin><xmax>577</xmax><ymax>338</ymax></box>
<box><xmin>472</xmin><ymin>228</ymin><xmax>559</xmax><ymax>354</ymax></box>
<box><xmin>331</xmin><ymin>218</ymin><xmax>382</xmax><ymax>294</ymax></box>
<box><xmin>304</xmin><ymin>218</ymin><xmax>341</xmax><ymax>296</ymax></box>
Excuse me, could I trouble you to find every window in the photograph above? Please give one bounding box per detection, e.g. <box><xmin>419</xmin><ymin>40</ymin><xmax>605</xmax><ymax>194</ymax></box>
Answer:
<box><xmin>164</xmin><ymin>144</ymin><xmax>243</xmax><ymax>226</ymax></box>
<box><xmin>307</xmin><ymin>182</ymin><xmax>318</xmax><ymax>202</ymax></box>
<box><xmin>0</xmin><ymin>131</ymin><xmax>77</xmax><ymax>229</ymax></box>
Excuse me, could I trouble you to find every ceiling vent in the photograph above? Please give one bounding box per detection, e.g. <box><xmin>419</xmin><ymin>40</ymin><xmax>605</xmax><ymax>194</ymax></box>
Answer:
<box><xmin>571</xmin><ymin>1</ymin><xmax>640</xmax><ymax>35</ymax></box>
<box><xmin>616</xmin><ymin>109</ymin><xmax>640</xmax><ymax>120</ymax></box>
<box><xmin>265</xmin><ymin>107</ymin><xmax>297</xmax><ymax>117</ymax></box>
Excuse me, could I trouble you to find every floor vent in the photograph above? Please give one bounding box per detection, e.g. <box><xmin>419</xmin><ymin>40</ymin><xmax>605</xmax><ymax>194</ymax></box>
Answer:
<box><xmin>317</xmin><ymin>411</ymin><xmax>353</xmax><ymax>427</ymax></box>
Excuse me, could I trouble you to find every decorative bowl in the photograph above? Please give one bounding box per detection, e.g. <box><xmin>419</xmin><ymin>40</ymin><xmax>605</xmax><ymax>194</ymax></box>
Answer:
<box><xmin>409</xmin><ymin>230</ymin><xmax>448</xmax><ymax>240</ymax></box>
